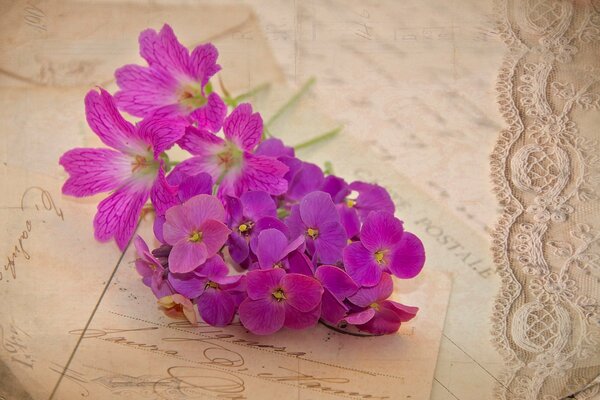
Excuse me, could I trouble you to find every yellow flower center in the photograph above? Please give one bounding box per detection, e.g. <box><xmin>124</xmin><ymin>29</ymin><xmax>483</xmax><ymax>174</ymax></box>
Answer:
<box><xmin>238</xmin><ymin>224</ymin><xmax>248</xmax><ymax>232</ymax></box>
<box><xmin>307</xmin><ymin>228</ymin><xmax>319</xmax><ymax>239</ymax></box>
<box><xmin>273</xmin><ymin>262</ymin><xmax>284</xmax><ymax>269</ymax></box>
<box><xmin>205</xmin><ymin>281</ymin><xmax>219</xmax><ymax>290</ymax></box>
<box><xmin>272</xmin><ymin>288</ymin><xmax>286</xmax><ymax>301</ymax></box>
<box><xmin>178</xmin><ymin>84</ymin><xmax>207</xmax><ymax>110</ymax></box>
<box><xmin>189</xmin><ymin>231</ymin><xmax>203</xmax><ymax>243</ymax></box>
<box><xmin>346</xmin><ymin>199</ymin><xmax>356</xmax><ymax>208</ymax></box>
<box><xmin>370</xmin><ymin>302</ymin><xmax>380</xmax><ymax>311</ymax></box>
<box><xmin>374</xmin><ymin>250</ymin><xmax>385</xmax><ymax>264</ymax></box>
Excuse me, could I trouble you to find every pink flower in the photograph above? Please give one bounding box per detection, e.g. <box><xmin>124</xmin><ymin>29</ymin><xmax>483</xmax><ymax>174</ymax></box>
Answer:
<box><xmin>175</xmin><ymin>103</ymin><xmax>289</xmax><ymax>197</ymax></box>
<box><xmin>115</xmin><ymin>24</ymin><xmax>226</xmax><ymax>131</ymax></box>
<box><xmin>134</xmin><ymin>235</ymin><xmax>170</xmax><ymax>298</ymax></box>
<box><xmin>59</xmin><ymin>88</ymin><xmax>185</xmax><ymax>249</ymax></box>
<box><xmin>158</xmin><ymin>294</ymin><xmax>198</xmax><ymax>324</ymax></box>
<box><xmin>163</xmin><ymin>194</ymin><xmax>231</xmax><ymax>273</ymax></box>
<box><xmin>346</xmin><ymin>273</ymin><xmax>418</xmax><ymax>335</ymax></box>
<box><xmin>238</xmin><ymin>269</ymin><xmax>323</xmax><ymax>335</ymax></box>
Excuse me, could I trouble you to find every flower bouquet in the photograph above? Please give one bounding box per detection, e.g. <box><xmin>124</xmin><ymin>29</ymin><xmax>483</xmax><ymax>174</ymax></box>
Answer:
<box><xmin>59</xmin><ymin>24</ymin><xmax>426</xmax><ymax>336</ymax></box>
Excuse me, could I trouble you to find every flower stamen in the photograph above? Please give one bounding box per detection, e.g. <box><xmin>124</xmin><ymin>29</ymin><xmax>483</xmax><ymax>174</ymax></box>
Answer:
<box><xmin>272</xmin><ymin>288</ymin><xmax>286</xmax><ymax>301</ymax></box>
<box><xmin>307</xmin><ymin>228</ymin><xmax>319</xmax><ymax>239</ymax></box>
<box><xmin>189</xmin><ymin>231</ymin><xmax>203</xmax><ymax>243</ymax></box>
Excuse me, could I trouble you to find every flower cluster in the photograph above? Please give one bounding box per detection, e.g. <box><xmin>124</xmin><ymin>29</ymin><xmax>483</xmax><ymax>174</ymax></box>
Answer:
<box><xmin>59</xmin><ymin>24</ymin><xmax>426</xmax><ymax>336</ymax></box>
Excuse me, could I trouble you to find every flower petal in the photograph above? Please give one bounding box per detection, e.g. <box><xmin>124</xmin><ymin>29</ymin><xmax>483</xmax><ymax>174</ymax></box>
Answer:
<box><xmin>197</xmin><ymin>289</ymin><xmax>235</xmax><ymax>327</ymax></box>
<box><xmin>177</xmin><ymin>173</ymin><xmax>213</xmax><ymax>202</ymax></box>
<box><xmin>184</xmin><ymin>194</ymin><xmax>227</xmax><ymax>224</ymax></box>
<box><xmin>114</xmin><ymin>64</ymin><xmax>178</xmax><ymax>118</ymax></box>
<box><xmin>189</xmin><ymin>43</ymin><xmax>220</xmax><ymax>86</ymax></box>
<box><xmin>227</xmin><ymin>232</ymin><xmax>250</xmax><ymax>265</ymax></box>
<box><xmin>281</xmin><ymin>273</ymin><xmax>323</xmax><ymax>312</ymax></box>
<box><xmin>315</xmin><ymin>265</ymin><xmax>358</xmax><ymax>300</ymax></box>
<box><xmin>343</xmin><ymin>242</ymin><xmax>382</xmax><ymax>287</ymax></box>
<box><xmin>256</xmin><ymin>229</ymin><xmax>288</xmax><ymax>269</ymax></box>
<box><xmin>350</xmin><ymin>181</ymin><xmax>395</xmax><ymax>221</ymax></box>
<box><xmin>314</xmin><ymin>221</ymin><xmax>347</xmax><ymax>264</ymax></box>
<box><xmin>178</xmin><ymin>125</ymin><xmax>225</xmax><ymax>155</ymax></box>
<box><xmin>151</xmin><ymin>166</ymin><xmax>179</xmax><ymax>216</ymax></box>
<box><xmin>84</xmin><ymin>88</ymin><xmax>140</xmax><ymax>153</ymax></box>
<box><xmin>357</xmin><ymin>307</ymin><xmax>401</xmax><ymax>335</ymax></box>
<box><xmin>299</xmin><ymin>191</ymin><xmax>339</xmax><ymax>228</ymax></box>
<box><xmin>198</xmin><ymin>255</ymin><xmax>229</xmax><ymax>280</ymax></box>
<box><xmin>287</xmin><ymin>250</ymin><xmax>314</xmax><ymax>276</ymax></box>
<box><xmin>287</xmin><ymin>162</ymin><xmax>325</xmax><ymax>201</ymax></box>
<box><xmin>238</xmin><ymin>297</ymin><xmax>285</xmax><ymax>335</ymax></box>
<box><xmin>246</xmin><ymin>269</ymin><xmax>285</xmax><ymax>300</ymax></box>
<box><xmin>320</xmin><ymin>290</ymin><xmax>349</xmax><ymax>325</ymax></box>
<box><xmin>240</xmin><ymin>191</ymin><xmax>277</xmax><ymax>221</ymax></box>
<box><xmin>360</xmin><ymin>211</ymin><xmax>404</xmax><ymax>252</ymax></box>
<box><xmin>321</xmin><ymin>175</ymin><xmax>350</xmax><ymax>204</ymax></box>
<box><xmin>93</xmin><ymin>180</ymin><xmax>150</xmax><ymax>250</ymax></box>
<box><xmin>242</xmin><ymin>153</ymin><xmax>289</xmax><ymax>195</ymax></box>
<box><xmin>136</xmin><ymin>114</ymin><xmax>186</xmax><ymax>158</ymax></box>
<box><xmin>337</xmin><ymin>205</ymin><xmax>361</xmax><ymax>239</ymax></box>
<box><xmin>383</xmin><ymin>301</ymin><xmax>419</xmax><ymax>322</ymax></box>
<box><xmin>223</xmin><ymin>103</ymin><xmax>263</xmax><ymax>151</ymax></box>
<box><xmin>139</xmin><ymin>24</ymin><xmax>190</xmax><ymax>75</ymax></box>
<box><xmin>348</xmin><ymin>273</ymin><xmax>393</xmax><ymax>307</ymax></box>
<box><xmin>284</xmin><ymin>303</ymin><xmax>321</xmax><ymax>330</ymax></box>
<box><xmin>59</xmin><ymin>148</ymin><xmax>130</xmax><ymax>196</ymax></box>
<box><xmin>168</xmin><ymin>271</ymin><xmax>205</xmax><ymax>299</ymax></box>
<box><xmin>199</xmin><ymin>220</ymin><xmax>231</xmax><ymax>255</ymax></box>
<box><xmin>345</xmin><ymin>307</ymin><xmax>375</xmax><ymax>325</ymax></box>
<box><xmin>189</xmin><ymin>93</ymin><xmax>227</xmax><ymax>132</ymax></box>
<box><xmin>163</xmin><ymin>203</ymin><xmax>195</xmax><ymax>244</ymax></box>
<box><xmin>168</xmin><ymin>241</ymin><xmax>208</xmax><ymax>273</ymax></box>
<box><xmin>388</xmin><ymin>232</ymin><xmax>425</xmax><ymax>279</ymax></box>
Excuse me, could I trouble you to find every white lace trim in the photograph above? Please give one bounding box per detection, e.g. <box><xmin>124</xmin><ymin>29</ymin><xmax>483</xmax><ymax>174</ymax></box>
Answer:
<box><xmin>491</xmin><ymin>0</ymin><xmax>600</xmax><ymax>398</ymax></box>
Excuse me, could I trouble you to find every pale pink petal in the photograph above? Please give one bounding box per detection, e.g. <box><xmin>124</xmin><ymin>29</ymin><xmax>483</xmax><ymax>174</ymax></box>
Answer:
<box><xmin>60</xmin><ymin>148</ymin><xmax>130</xmax><ymax>196</ymax></box>
<box><xmin>93</xmin><ymin>180</ymin><xmax>150</xmax><ymax>250</ymax></box>
<box><xmin>199</xmin><ymin>220</ymin><xmax>231</xmax><ymax>255</ymax></box>
<box><xmin>184</xmin><ymin>194</ymin><xmax>227</xmax><ymax>224</ymax></box>
<box><xmin>139</xmin><ymin>24</ymin><xmax>190</xmax><ymax>75</ymax></box>
<box><xmin>281</xmin><ymin>274</ymin><xmax>323</xmax><ymax>312</ymax></box>
<box><xmin>168</xmin><ymin>241</ymin><xmax>208</xmax><ymax>273</ymax></box>
<box><xmin>163</xmin><ymin>204</ymin><xmax>195</xmax><ymax>244</ymax></box>
<box><xmin>172</xmin><ymin>156</ymin><xmax>222</xmax><ymax>182</ymax></box>
<box><xmin>238</xmin><ymin>297</ymin><xmax>285</xmax><ymax>335</ymax></box>
<box><xmin>84</xmin><ymin>88</ymin><xmax>140</xmax><ymax>153</ymax></box>
<box><xmin>223</xmin><ymin>103</ymin><xmax>263</xmax><ymax>151</ymax></box>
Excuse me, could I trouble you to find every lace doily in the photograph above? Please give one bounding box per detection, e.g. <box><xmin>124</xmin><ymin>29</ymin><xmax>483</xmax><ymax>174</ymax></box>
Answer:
<box><xmin>491</xmin><ymin>0</ymin><xmax>600</xmax><ymax>398</ymax></box>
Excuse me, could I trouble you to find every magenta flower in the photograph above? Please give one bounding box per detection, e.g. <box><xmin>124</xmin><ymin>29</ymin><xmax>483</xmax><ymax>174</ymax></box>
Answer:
<box><xmin>285</xmin><ymin>161</ymin><xmax>325</xmax><ymax>201</ymax></box>
<box><xmin>343</xmin><ymin>211</ymin><xmax>425</xmax><ymax>286</ymax></box>
<box><xmin>153</xmin><ymin>171</ymin><xmax>213</xmax><ymax>243</ymax></box>
<box><xmin>238</xmin><ymin>269</ymin><xmax>323</xmax><ymax>335</ymax></box>
<box><xmin>346</xmin><ymin>273</ymin><xmax>418</xmax><ymax>335</ymax></box>
<box><xmin>314</xmin><ymin>265</ymin><xmax>359</xmax><ymax>325</ymax></box>
<box><xmin>254</xmin><ymin>229</ymin><xmax>304</xmax><ymax>270</ymax></box>
<box><xmin>175</xmin><ymin>103</ymin><xmax>289</xmax><ymax>197</ymax></box>
<box><xmin>168</xmin><ymin>256</ymin><xmax>245</xmax><ymax>327</ymax></box>
<box><xmin>134</xmin><ymin>235</ymin><xmax>172</xmax><ymax>298</ymax></box>
<box><xmin>286</xmin><ymin>191</ymin><xmax>347</xmax><ymax>264</ymax></box>
<box><xmin>347</xmin><ymin>181</ymin><xmax>395</xmax><ymax>222</ymax></box>
<box><xmin>163</xmin><ymin>194</ymin><xmax>231</xmax><ymax>273</ymax></box>
<box><xmin>226</xmin><ymin>191</ymin><xmax>277</xmax><ymax>264</ymax></box>
<box><xmin>114</xmin><ymin>24</ymin><xmax>226</xmax><ymax>131</ymax></box>
<box><xmin>59</xmin><ymin>88</ymin><xmax>185</xmax><ymax>249</ymax></box>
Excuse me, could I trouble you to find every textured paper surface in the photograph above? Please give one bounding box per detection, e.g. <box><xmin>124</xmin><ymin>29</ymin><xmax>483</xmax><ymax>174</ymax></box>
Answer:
<box><xmin>0</xmin><ymin>0</ymin><xmax>520</xmax><ymax>398</ymax></box>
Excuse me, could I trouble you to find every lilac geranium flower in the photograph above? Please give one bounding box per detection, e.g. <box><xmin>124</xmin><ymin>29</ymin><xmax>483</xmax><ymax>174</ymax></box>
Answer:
<box><xmin>254</xmin><ymin>229</ymin><xmax>304</xmax><ymax>270</ymax></box>
<box><xmin>163</xmin><ymin>194</ymin><xmax>231</xmax><ymax>273</ymax></box>
<box><xmin>59</xmin><ymin>88</ymin><xmax>185</xmax><ymax>249</ymax></box>
<box><xmin>314</xmin><ymin>265</ymin><xmax>359</xmax><ymax>325</ymax></box>
<box><xmin>226</xmin><ymin>191</ymin><xmax>278</xmax><ymax>264</ymax></box>
<box><xmin>343</xmin><ymin>211</ymin><xmax>425</xmax><ymax>286</ymax></box>
<box><xmin>115</xmin><ymin>24</ymin><xmax>226</xmax><ymax>131</ymax></box>
<box><xmin>346</xmin><ymin>273</ymin><xmax>418</xmax><ymax>335</ymax></box>
<box><xmin>168</xmin><ymin>256</ymin><xmax>245</xmax><ymax>327</ymax></box>
<box><xmin>286</xmin><ymin>191</ymin><xmax>347</xmax><ymax>264</ymax></box>
<box><xmin>238</xmin><ymin>269</ymin><xmax>323</xmax><ymax>335</ymax></box>
<box><xmin>176</xmin><ymin>103</ymin><xmax>289</xmax><ymax>197</ymax></box>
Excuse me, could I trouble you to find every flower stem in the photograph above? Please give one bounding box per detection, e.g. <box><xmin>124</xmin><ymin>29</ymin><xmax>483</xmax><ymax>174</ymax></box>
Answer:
<box><xmin>294</xmin><ymin>126</ymin><xmax>342</xmax><ymax>150</ymax></box>
<box><xmin>266</xmin><ymin>77</ymin><xmax>316</xmax><ymax>128</ymax></box>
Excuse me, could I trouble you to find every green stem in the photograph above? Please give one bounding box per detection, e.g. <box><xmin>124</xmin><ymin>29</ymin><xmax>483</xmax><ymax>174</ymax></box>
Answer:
<box><xmin>233</xmin><ymin>82</ymin><xmax>271</xmax><ymax>104</ymax></box>
<box><xmin>266</xmin><ymin>77</ymin><xmax>316</xmax><ymax>128</ymax></box>
<box><xmin>294</xmin><ymin>126</ymin><xmax>342</xmax><ymax>150</ymax></box>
